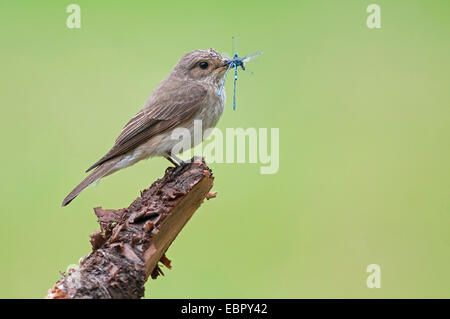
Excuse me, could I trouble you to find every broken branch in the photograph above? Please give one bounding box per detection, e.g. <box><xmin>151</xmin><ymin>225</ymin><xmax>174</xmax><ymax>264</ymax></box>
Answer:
<box><xmin>46</xmin><ymin>157</ymin><xmax>214</xmax><ymax>299</ymax></box>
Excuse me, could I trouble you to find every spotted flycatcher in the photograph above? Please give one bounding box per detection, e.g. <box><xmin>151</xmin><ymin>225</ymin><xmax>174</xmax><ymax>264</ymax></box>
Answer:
<box><xmin>62</xmin><ymin>48</ymin><xmax>228</xmax><ymax>206</ymax></box>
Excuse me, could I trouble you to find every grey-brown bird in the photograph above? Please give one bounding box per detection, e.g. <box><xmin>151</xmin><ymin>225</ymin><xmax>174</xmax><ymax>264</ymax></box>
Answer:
<box><xmin>62</xmin><ymin>48</ymin><xmax>228</xmax><ymax>206</ymax></box>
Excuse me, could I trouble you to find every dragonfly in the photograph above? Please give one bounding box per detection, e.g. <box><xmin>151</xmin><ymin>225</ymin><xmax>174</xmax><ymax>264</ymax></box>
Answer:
<box><xmin>218</xmin><ymin>36</ymin><xmax>263</xmax><ymax>110</ymax></box>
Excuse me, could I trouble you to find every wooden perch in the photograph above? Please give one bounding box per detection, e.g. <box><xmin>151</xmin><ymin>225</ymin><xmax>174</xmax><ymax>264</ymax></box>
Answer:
<box><xmin>46</xmin><ymin>157</ymin><xmax>215</xmax><ymax>299</ymax></box>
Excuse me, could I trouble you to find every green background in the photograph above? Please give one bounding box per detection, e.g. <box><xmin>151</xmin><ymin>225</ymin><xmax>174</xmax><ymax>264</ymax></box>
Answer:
<box><xmin>0</xmin><ymin>0</ymin><xmax>449</xmax><ymax>298</ymax></box>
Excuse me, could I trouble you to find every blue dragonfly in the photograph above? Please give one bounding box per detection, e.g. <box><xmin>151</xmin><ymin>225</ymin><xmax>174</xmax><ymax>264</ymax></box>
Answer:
<box><xmin>218</xmin><ymin>36</ymin><xmax>262</xmax><ymax>110</ymax></box>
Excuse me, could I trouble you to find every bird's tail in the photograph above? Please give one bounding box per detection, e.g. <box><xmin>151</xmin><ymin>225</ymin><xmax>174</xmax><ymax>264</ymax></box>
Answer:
<box><xmin>61</xmin><ymin>158</ymin><xmax>120</xmax><ymax>206</ymax></box>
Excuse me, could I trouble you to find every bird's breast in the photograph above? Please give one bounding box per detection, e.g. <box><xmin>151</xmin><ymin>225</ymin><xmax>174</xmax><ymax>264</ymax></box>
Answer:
<box><xmin>198</xmin><ymin>84</ymin><xmax>225</xmax><ymax>130</ymax></box>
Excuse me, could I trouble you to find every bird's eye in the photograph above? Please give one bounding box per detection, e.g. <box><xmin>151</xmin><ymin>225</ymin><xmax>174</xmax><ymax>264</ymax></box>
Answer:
<box><xmin>199</xmin><ymin>61</ymin><xmax>209</xmax><ymax>69</ymax></box>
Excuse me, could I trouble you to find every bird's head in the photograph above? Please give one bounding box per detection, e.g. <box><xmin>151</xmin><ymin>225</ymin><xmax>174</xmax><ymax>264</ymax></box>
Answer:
<box><xmin>172</xmin><ymin>48</ymin><xmax>229</xmax><ymax>84</ymax></box>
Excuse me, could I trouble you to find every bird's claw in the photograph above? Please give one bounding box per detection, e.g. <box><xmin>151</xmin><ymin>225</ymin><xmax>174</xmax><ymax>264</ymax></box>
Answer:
<box><xmin>170</xmin><ymin>160</ymin><xmax>189</xmax><ymax>177</ymax></box>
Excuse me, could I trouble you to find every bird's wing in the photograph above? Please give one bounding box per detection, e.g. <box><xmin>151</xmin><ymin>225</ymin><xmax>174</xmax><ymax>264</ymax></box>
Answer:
<box><xmin>86</xmin><ymin>81</ymin><xmax>207</xmax><ymax>172</ymax></box>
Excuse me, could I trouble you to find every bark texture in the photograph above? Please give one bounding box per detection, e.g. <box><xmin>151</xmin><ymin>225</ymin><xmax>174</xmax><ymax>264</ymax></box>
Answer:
<box><xmin>46</xmin><ymin>157</ymin><xmax>214</xmax><ymax>299</ymax></box>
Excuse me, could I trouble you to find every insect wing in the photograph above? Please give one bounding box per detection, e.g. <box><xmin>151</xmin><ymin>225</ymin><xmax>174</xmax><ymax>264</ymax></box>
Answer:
<box><xmin>232</xmin><ymin>35</ymin><xmax>239</xmax><ymax>56</ymax></box>
<box><xmin>241</xmin><ymin>50</ymin><xmax>263</xmax><ymax>63</ymax></box>
<box><xmin>221</xmin><ymin>52</ymin><xmax>231</xmax><ymax>60</ymax></box>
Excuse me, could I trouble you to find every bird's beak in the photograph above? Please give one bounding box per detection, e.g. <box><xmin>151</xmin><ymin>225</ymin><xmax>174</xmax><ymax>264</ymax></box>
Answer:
<box><xmin>219</xmin><ymin>60</ymin><xmax>230</xmax><ymax>68</ymax></box>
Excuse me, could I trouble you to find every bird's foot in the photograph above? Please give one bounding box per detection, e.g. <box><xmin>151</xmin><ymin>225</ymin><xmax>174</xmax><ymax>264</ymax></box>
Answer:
<box><xmin>170</xmin><ymin>160</ymin><xmax>189</xmax><ymax>177</ymax></box>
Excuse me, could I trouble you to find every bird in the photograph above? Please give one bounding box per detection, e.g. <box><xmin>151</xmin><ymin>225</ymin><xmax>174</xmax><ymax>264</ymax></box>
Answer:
<box><xmin>62</xmin><ymin>48</ymin><xmax>228</xmax><ymax>206</ymax></box>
